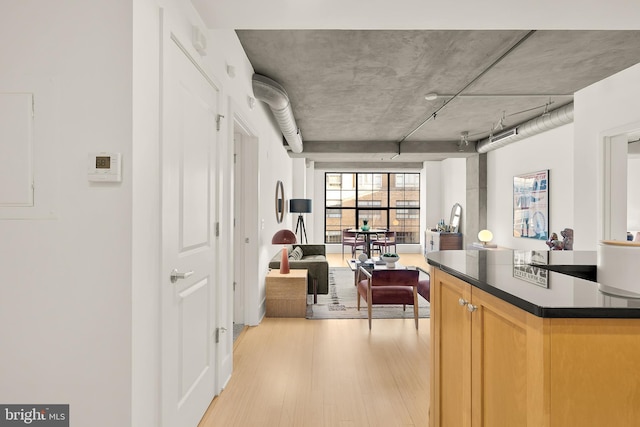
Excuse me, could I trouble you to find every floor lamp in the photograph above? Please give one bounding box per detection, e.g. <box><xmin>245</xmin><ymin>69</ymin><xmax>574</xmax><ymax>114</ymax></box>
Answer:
<box><xmin>290</xmin><ymin>199</ymin><xmax>312</xmax><ymax>244</ymax></box>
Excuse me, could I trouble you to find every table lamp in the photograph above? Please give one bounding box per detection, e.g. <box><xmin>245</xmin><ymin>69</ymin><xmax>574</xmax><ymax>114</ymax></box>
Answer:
<box><xmin>272</xmin><ymin>229</ymin><xmax>297</xmax><ymax>274</ymax></box>
<box><xmin>474</xmin><ymin>229</ymin><xmax>497</xmax><ymax>248</ymax></box>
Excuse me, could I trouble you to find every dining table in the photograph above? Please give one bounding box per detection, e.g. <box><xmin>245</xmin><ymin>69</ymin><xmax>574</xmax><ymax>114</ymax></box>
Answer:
<box><xmin>347</xmin><ymin>228</ymin><xmax>387</xmax><ymax>257</ymax></box>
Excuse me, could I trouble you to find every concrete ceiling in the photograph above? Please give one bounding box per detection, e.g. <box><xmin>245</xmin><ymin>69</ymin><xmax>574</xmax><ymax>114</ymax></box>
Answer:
<box><xmin>235</xmin><ymin>30</ymin><xmax>640</xmax><ymax>167</ymax></box>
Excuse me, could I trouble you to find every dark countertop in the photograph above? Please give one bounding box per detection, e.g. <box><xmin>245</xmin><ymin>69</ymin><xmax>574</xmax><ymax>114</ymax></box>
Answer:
<box><xmin>426</xmin><ymin>250</ymin><xmax>640</xmax><ymax>318</ymax></box>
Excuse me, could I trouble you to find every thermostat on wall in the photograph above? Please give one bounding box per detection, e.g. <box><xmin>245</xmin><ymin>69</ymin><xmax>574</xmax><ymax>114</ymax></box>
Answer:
<box><xmin>88</xmin><ymin>152</ymin><xmax>122</xmax><ymax>182</ymax></box>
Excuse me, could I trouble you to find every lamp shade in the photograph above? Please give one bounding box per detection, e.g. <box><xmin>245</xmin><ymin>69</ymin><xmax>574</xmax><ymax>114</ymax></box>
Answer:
<box><xmin>272</xmin><ymin>229</ymin><xmax>297</xmax><ymax>245</ymax></box>
<box><xmin>289</xmin><ymin>199</ymin><xmax>312</xmax><ymax>213</ymax></box>
<box><xmin>478</xmin><ymin>229</ymin><xmax>494</xmax><ymax>244</ymax></box>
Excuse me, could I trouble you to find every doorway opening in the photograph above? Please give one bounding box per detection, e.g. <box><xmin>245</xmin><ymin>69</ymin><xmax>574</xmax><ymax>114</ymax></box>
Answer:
<box><xmin>232</xmin><ymin>110</ymin><xmax>259</xmax><ymax>337</ymax></box>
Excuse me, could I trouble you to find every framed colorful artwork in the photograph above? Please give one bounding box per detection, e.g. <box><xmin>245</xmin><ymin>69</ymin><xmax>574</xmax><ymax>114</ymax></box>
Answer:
<box><xmin>513</xmin><ymin>169</ymin><xmax>549</xmax><ymax>240</ymax></box>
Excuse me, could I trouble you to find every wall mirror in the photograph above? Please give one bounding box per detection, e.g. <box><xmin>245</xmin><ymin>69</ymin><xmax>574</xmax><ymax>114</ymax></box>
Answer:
<box><xmin>449</xmin><ymin>203</ymin><xmax>462</xmax><ymax>233</ymax></box>
<box><xmin>275</xmin><ymin>180</ymin><xmax>284</xmax><ymax>223</ymax></box>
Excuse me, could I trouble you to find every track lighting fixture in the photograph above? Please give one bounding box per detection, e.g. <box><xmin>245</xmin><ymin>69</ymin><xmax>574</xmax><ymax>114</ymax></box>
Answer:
<box><xmin>541</xmin><ymin>99</ymin><xmax>551</xmax><ymax>117</ymax></box>
<box><xmin>458</xmin><ymin>131</ymin><xmax>469</xmax><ymax>151</ymax></box>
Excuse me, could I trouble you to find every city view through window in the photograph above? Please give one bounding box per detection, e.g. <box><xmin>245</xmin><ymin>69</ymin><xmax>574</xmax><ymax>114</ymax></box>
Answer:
<box><xmin>325</xmin><ymin>173</ymin><xmax>421</xmax><ymax>244</ymax></box>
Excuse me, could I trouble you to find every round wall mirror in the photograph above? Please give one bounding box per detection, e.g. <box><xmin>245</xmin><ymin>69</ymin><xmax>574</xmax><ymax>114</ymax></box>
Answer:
<box><xmin>275</xmin><ymin>180</ymin><xmax>284</xmax><ymax>223</ymax></box>
<box><xmin>449</xmin><ymin>203</ymin><xmax>462</xmax><ymax>233</ymax></box>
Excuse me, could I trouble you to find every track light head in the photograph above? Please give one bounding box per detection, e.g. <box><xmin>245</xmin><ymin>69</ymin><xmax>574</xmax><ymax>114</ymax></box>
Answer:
<box><xmin>458</xmin><ymin>131</ymin><xmax>470</xmax><ymax>152</ymax></box>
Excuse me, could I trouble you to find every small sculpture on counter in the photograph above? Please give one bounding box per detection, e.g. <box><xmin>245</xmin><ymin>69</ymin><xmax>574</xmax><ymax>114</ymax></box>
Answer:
<box><xmin>546</xmin><ymin>228</ymin><xmax>574</xmax><ymax>250</ymax></box>
<box><xmin>546</xmin><ymin>232</ymin><xmax>564</xmax><ymax>250</ymax></box>
<box><xmin>561</xmin><ymin>228</ymin><xmax>573</xmax><ymax>250</ymax></box>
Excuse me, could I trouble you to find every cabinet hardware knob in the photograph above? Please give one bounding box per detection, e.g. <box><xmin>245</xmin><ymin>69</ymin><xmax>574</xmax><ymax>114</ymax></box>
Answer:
<box><xmin>458</xmin><ymin>298</ymin><xmax>469</xmax><ymax>306</ymax></box>
<box><xmin>467</xmin><ymin>304</ymin><xmax>478</xmax><ymax>312</ymax></box>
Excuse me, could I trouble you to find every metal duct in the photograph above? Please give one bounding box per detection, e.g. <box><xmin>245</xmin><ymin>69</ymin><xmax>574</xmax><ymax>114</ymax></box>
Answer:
<box><xmin>252</xmin><ymin>74</ymin><xmax>303</xmax><ymax>153</ymax></box>
<box><xmin>476</xmin><ymin>102</ymin><xmax>574</xmax><ymax>153</ymax></box>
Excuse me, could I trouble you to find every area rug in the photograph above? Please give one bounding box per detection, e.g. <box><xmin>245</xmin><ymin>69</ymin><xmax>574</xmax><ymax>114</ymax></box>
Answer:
<box><xmin>306</xmin><ymin>267</ymin><xmax>430</xmax><ymax>319</ymax></box>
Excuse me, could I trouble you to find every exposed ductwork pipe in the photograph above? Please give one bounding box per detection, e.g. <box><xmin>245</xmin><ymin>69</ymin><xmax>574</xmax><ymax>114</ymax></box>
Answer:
<box><xmin>476</xmin><ymin>102</ymin><xmax>574</xmax><ymax>153</ymax></box>
<box><xmin>252</xmin><ymin>73</ymin><xmax>303</xmax><ymax>153</ymax></box>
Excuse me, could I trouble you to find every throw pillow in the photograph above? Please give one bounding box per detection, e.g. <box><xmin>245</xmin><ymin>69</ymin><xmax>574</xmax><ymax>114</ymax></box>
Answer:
<box><xmin>289</xmin><ymin>246</ymin><xmax>303</xmax><ymax>260</ymax></box>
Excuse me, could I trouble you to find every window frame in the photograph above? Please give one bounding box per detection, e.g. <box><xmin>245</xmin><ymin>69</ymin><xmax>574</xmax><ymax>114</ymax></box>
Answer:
<box><xmin>324</xmin><ymin>172</ymin><xmax>421</xmax><ymax>244</ymax></box>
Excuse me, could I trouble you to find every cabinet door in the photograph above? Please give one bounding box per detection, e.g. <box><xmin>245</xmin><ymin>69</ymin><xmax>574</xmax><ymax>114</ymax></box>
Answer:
<box><xmin>470</xmin><ymin>288</ymin><xmax>530</xmax><ymax>426</ymax></box>
<box><xmin>430</xmin><ymin>269</ymin><xmax>472</xmax><ymax>427</ymax></box>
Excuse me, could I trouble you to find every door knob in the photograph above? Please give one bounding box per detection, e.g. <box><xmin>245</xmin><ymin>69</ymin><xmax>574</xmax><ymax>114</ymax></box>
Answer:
<box><xmin>467</xmin><ymin>304</ymin><xmax>478</xmax><ymax>313</ymax></box>
<box><xmin>170</xmin><ymin>269</ymin><xmax>194</xmax><ymax>283</ymax></box>
<box><xmin>458</xmin><ymin>298</ymin><xmax>469</xmax><ymax>306</ymax></box>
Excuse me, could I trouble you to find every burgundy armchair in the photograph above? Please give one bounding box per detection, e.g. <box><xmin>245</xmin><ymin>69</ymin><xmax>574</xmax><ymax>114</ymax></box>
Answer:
<box><xmin>416</xmin><ymin>267</ymin><xmax>431</xmax><ymax>303</ymax></box>
<box><xmin>357</xmin><ymin>268</ymin><xmax>420</xmax><ymax>329</ymax></box>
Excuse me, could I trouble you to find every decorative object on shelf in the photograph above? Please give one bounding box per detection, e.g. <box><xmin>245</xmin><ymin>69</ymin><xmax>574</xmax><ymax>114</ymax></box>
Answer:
<box><xmin>546</xmin><ymin>232</ymin><xmax>563</xmax><ymax>250</ymax></box>
<box><xmin>361</xmin><ymin>219</ymin><xmax>370</xmax><ymax>231</ymax></box>
<box><xmin>358</xmin><ymin>252</ymin><xmax>368</xmax><ymax>263</ymax></box>
<box><xmin>449</xmin><ymin>203</ymin><xmax>462</xmax><ymax>233</ymax></box>
<box><xmin>289</xmin><ymin>198</ymin><xmax>312</xmax><ymax>244</ymax></box>
<box><xmin>513</xmin><ymin>169</ymin><xmax>549</xmax><ymax>240</ymax></box>
<box><xmin>381</xmin><ymin>252</ymin><xmax>400</xmax><ymax>268</ymax></box>
<box><xmin>561</xmin><ymin>228</ymin><xmax>573</xmax><ymax>250</ymax></box>
<box><xmin>473</xmin><ymin>229</ymin><xmax>497</xmax><ymax>248</ymax></box>
<box><xmin>272</xmin><ymin>229</ymin><xmax>297</xmax><ymax>274</ymax></box>
<box><xmin>275</xmin><ymin>180</ymin><xmax>285</xmax><ymax>224</ymax></box>
<box><xmin>545</xmin><ymin>228</ymin><xmax>573</xmax><ymax>250</ymax></box>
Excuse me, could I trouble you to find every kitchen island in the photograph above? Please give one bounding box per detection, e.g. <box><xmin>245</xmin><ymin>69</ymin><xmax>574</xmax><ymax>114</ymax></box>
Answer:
<box><xmin>427</xmin><ymin>249</ymin><xmax>640</xmax><ymax>427</ymax></box>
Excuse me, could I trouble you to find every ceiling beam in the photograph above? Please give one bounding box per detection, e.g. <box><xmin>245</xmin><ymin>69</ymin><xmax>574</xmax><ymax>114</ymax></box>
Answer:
<box><xmin>315</xmin><ymin>161</ymin><xmax>426</xmax><ymax>169</ymax></box>
<box><xmin>291</xmin><ymin>140</ymin><xmax>477</xmax><ymax>155</ymax></box>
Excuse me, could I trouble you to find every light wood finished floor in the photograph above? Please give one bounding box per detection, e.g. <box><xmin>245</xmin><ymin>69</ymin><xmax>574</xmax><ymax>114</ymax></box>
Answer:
<box><xmin>199</xmin><ymin>253</ymin><xmax>431</xmax><ymax>427</ymax></box>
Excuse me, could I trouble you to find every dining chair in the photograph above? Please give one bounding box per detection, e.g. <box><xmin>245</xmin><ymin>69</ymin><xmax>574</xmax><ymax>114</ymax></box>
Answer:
<box><xmin>342</xmin><ymin>228</ymin><xmax>366</xmax><ymax>258</ymax></box>
<box><xmin>371</xmin><ymin>231</ymin><xmax>397</xmax><ymax>255</ymax></box>
<box><xmin>356</xmin><ymin>267</ymin><xmax>420</xmax><ymax>329</ymax></box>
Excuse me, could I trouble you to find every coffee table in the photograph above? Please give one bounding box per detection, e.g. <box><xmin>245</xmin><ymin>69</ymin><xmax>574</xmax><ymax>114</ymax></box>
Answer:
<box><xmin>347</xmin><ymin>258</ymin><xmax>406</xmax><ymax>285</ymax></box>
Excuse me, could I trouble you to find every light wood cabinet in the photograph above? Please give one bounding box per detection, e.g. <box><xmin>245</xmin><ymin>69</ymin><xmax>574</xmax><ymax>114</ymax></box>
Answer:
<box><xmin>430</xmin><ymin>267</ymin><xmax>640</xmax><ymax>427</ymax></box>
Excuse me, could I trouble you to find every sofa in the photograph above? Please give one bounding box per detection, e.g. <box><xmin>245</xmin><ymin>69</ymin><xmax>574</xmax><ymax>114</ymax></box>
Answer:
<box><xmin>269</xmin><ymin>244</ymin><xmax>329</xmax><ymax>302</ymax></box>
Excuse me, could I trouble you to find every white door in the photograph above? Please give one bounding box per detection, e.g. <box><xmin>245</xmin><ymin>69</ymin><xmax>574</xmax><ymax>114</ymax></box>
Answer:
<box><xmin>161</xmin><ymin>31</ymin><xmax>219</xmax><ymax>427</ymax></box>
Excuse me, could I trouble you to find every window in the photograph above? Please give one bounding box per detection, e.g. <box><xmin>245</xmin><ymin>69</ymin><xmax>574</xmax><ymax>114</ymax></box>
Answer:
<box><xmin>324</xmin><ymin>172</ymin><xmax>421</xmax><ymax>244</ymax></box>
<box><xmin>395</xmin><ymin>173</ymin><xmax>419</xmax><ymax>188</ymax></box>
<box><xmin>397</xmin><ymin>200</ymin><xmax>420</xmax><ymax>219</ymax></box>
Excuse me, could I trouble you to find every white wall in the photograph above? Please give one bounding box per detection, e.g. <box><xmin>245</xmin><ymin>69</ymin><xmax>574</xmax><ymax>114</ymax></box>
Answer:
<box><xmin>487</xmin><ymin>123</ymin><xmax>574</xmax><ymax>251</ymax></box>
<box><xmin>0</xmin><ymin>2</ymin><xmax>292</xmax><ymax>426</ymax></box>
<box><xmin>574</xmin><ymin>62</ymin><xmax>640</xmax><ymax>249</ymax></box>
<box><xmin>0</xmin><ymin>1</ymin><xmax>133</xmax><ymax>425</ymax></box>
<box><xmin>440</xmin><ymin>158</ymin><xmax>466</xmax><ymax>234</ymax></box>
<box><xmin>423</xmin><ymin>161</ymin><xmax>442</xmax><ymax>230</ymax></box>
<box><xmin>132</xmin><ymin>0</ymin><xmax>162</xmax><ymax>425</ymax></box>
<box><xmin>629</xmin><ymin>158</ymin><xmax>640</xmax><ymax>232</ymax></box>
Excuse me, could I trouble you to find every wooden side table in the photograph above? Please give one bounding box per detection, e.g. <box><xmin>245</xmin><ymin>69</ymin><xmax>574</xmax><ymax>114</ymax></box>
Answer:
<box><xmin>265</xmin><ymin>269</ymin><xmax>308</xmax><ymax>317</ymax></box>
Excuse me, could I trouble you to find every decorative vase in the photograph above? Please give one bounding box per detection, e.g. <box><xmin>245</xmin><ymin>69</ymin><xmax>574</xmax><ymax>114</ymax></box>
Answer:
<box><xmin>381</xmin><ymin>254</ymin><xmax>400</xmax><ymax>268</ymax></box>
<box><xmin>361</xmin><ymin>219</ymin><xmax>370</xmax><ymax>231</ymax></box>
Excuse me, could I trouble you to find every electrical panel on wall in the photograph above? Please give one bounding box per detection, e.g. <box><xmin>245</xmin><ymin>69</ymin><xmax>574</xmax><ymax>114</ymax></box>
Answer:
<box><xmin>88</xmin><ymin>152</ymin><xmax>121</xmax><ymax>182</ymax></box>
